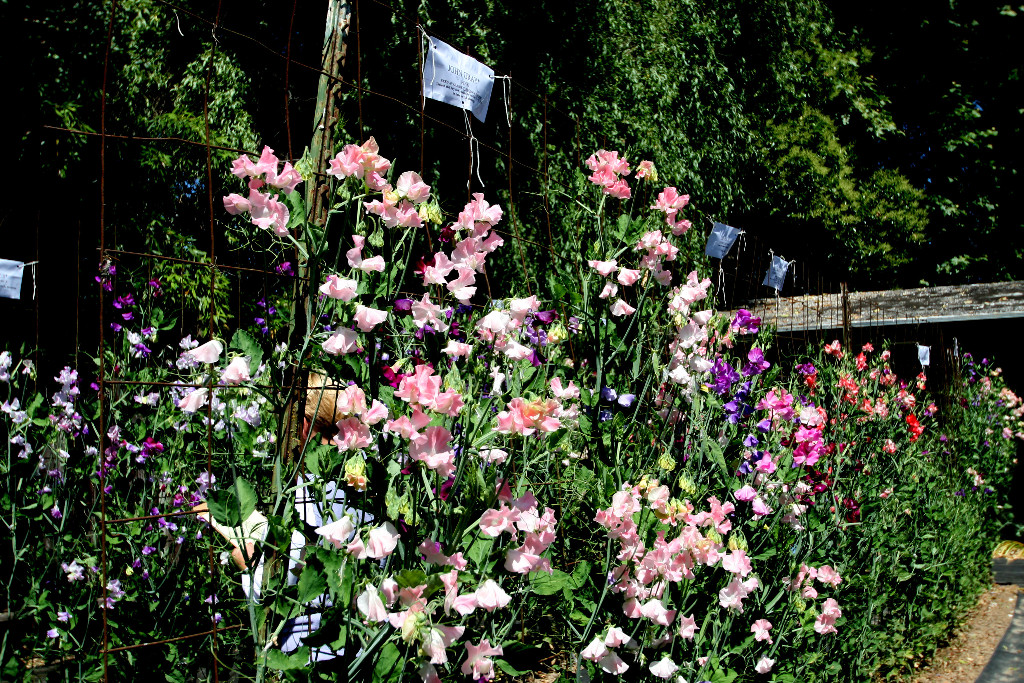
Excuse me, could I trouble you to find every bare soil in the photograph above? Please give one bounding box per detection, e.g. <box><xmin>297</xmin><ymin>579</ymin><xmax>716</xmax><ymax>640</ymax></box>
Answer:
<box><xmin>911</xmin><ymin>583</ymin><xmax>1019</xmax><ymax>683</ymax></box>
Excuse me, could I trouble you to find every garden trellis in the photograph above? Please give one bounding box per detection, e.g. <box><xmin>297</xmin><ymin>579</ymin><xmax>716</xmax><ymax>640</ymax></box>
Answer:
<box><xmin>5</xmin><ymin>1</ymin><xmax>1022</xmax><ymax>682</ymax></box>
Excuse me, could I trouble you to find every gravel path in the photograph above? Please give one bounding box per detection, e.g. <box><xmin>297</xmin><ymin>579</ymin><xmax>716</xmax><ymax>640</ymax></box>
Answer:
<box><xmin>911</xmin><ymin>584</ymin><xmax>1019</xmax><ymax>683</ymax></box>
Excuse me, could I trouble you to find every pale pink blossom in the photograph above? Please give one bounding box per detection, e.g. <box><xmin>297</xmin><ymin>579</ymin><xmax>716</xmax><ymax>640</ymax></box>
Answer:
<box><xmin>353</xmin><ymin>305</ymin><xmax>388</xmax><ymax>332</ymax></box>
<box><xmin>635</xmin><ymin>160</ymin><xmax>656</xmax><ymax>179</ymax></box>
<box><xmin>333</xmin><ymin>417</ymin><xmax>372</xmax><ymax>451</ymax></box>
<box><xmin>479</xmin><ymin>448</ymin><xmax>508</xmax><ymax>464</ymax></box>
<box><xmin>473</xmin><ymin>580</ymin><xmax>511</xmax><ymax>612</ymax></box>
<box><xmin>640</xmin><ymin>598</ymin><xmax>676</xmax><ymax>625</ymax></box>
<box><xmin>323</xmin><ymin>328</ymin><xmax>359</xmax><ymax>355</ymax></box>
<box><xmin>395</xmin><ymin>171</ymin><xmax>431</xmax><ymax>204</ymax></box>
<box><xmin>751</xmin><ymin>619</ymin><xmax>773</xmax><ymax>643</ymax></box>
<box><xmin>604</xmin><ymin>626</ymin><xmax>634</xmax><ymax>648</ymax></box>
<box><xmin>461</xmin><ymin>640</ymin><xmax>503</xmax><ymax>681</ymax></box>
<box><xmin>580</xmin><ymin>638</ymin><xmax>608</xmax><ymax>662</ymax></box>
<box><xmin>192</xmin><ymin>340</ymin><xmax>224</xmax><ymax>364</ymax></box>
<box><xmin>549</xmin><ymin>377</ymin><xmax>580</xmax><ymax>399</ymax></box>
<box><xmin>649</xmin><ymin>657</ymin><xmax>678</xmax><ymax>679</ymax></box>
<box><xmin>599</xmin><ymin>282</ymin><xmax>619</xmax><ymax>299</ymax></box>
<box><xmin>610</xmin><ymin>299</ymin><xmax>636</xmax><ymax>316</ymax></box>
<box><xmin>319</xmin><ymin>275</ymin><xmax>359</xmax><ymax>301</ymax></box>
<box><xmin>356</xmin><ymin>586</ymin><xmax>388</xmax><ymax>622</ymax></box>
<box><xmin>677</xmin><ymin>613</ymin><xmax>698</xmax><ymax>639</ymax></box>
<box><xmin>408</xmin><ymin>426</ymin><xmax>456</xmax><ymax>478</ymax></box>
<box><xmin>598</xmin><ymin>652</ymin><xmax>629</xmax><ymax>675</ymax></box>
<box><xmin>223</xmin><ymin>193</ymin><xmax>250</xmax><ymax>214</ymax></box>
<box><xmin>496</xmin><ymin>397</ymin><xmax>562</xmax><ymax>435</ymax></box>
<box><xmin>734</xmin><ymin>485</ymin><xmax>757</xmax><ymax>502</ymax></box>
<box><xmin>817</xmin><ymin>565</ymin><xmax>842</xmax><ymax>587</ymax></box>
<box><xmin>178</xmin><ymin>388</ymin><xmax>209</xmax><ymax>413</ymax></box>
<box><xmin>315</xmin><ymin>516</ymin><xmax>355</xmax><ymax>549</ymax></box>
<box><xmin>617</xmin><ymin>268</ymin><xmax>642</xmax><ymax>286</ymax></box>
<box><xmin>755</xmin><ymin>657</ymin><xmax>775</xmax><ymax>674</ymax></box>
<box><xmin>222</xmin><ymin>357</ymin><xmax>251</xmax><ymax>385</ymax></box>
<box><xmin>443</xmin><ymin>340</ymin><xmax>473</xmax><ymax>357</ymax></box>
<box><xmin>588</xmin><ymin>259</ymin><xmax>618</xmax><ymax>276</ymax></box>
<box><xmin>365</xmin><ymin>522</ymin><xmax>400</xmax><ymax>559</ymax></box>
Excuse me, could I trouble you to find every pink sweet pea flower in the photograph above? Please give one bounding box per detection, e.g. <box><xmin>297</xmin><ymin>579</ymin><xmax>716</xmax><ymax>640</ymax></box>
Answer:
<box><xmin>605</xmin><ymin>179</ymin><xmax>631</xmax><ymax>199</ymax></box>
<box><xmin>617</xmin><ymin>268</ymin><xmax>642</xmax><ymax>286</ymax></box>
<box><xmin>599</xmin><ymin>282</ymin><xmax>619</xmax><ymax>299</ymax></box>
<box><xmin>734</xmin><ymin>485</ymin><xmax>757</xmax><ymax>502</ymax></box>
<box><xmin>223</xmin><ymin>193</ymin><xmax>250</xmax><ymax>215</ymax></box>
<box><xmin>320</xmin><ymin>275</ymin><xmax>359</xmax><ymax>301</ymax></box>
<box><xmin>333</xmin><ymin>417</ymin><xmax>373</xmax><ymax>451</ymax></box>
<box><xmin>222</xmin><ymin>357</ymin><xmax>251</xmax><ymax>385</ymax></box>
<box><xmin>610</xmin><ymin>299</ymin><xmax>637</xmax><ymax>316</ymax></box>
<box><xmin>640</xmin><ymin>598</ymin><xmax>676</xmax><ymax>625</ymax></box>
<box><xmin>755</xmin><ymin>657</ymin><xmax>775</xmax><ymax>674</ymax></box>
<box><xmin>192</xmin><ymin>340</ymin><xmax>224</xmax><ymax>364</ymax></box>
<box><xmin>677</xmin><ymin>614</ymin><xmax>698</xmax><ymax>639</ymax></box>
<box><xmin>365</xmin><ymin>522</ymin><xmax>400</xmax><ymax>559</ymax></box>
<box><xmin>751</xmin><ymin>497</ymin><xmax>773</xmax><ymax>517</ymax></box>
<box><xmin>479</xmin><ymin>503</ymin><xmax>521</xmax><ymax>537</ymax></box>
<box><xmin>603</xmin><ymin>626</ymin><xmax>635</xmax><ymax>648</ymax></box>
<box><xmin>588</xmin><ymin>259</ymin><xmax>618</xmax><ymax>276</ymax></box>
<box><xmin>649</xmin><ymin>657</ymin><xmax>678</xmax><ymax>679</ymax></box>
<box><xmin>722</xmin><ymin>549</ymin><xmax>752</xmax><ymax>577</ymax></box>
<box><xmin>580</xmin><ymin>638</ymin><xmax>608</xmax><ymax>662</ymax></box>
<box><xmin>473</xmin><ymin>580</ymin><xmax>511</xmax><ymax>612</ymax></box>
<box><xmin>178</xmin><ymin>388</ymin><xmax>209</xmax><ymax>413</ymax></box>
<box><xmin>751</xmin><ymin>619</ymin><xmax>773</xmax><ymax>643</ymax></box>
<box><xmin>461</xmin><ymin>640</ymin><xmax>503</xmax><ymax>681</ymax></box>
<box><xmin>356</xmin><ymin>586</ymin><xmax>388</xmax><ymax>622</ymax></box>
<box><xmin>323</xmin><ymin>328</ymin><xmax>359</xmax><ymax>355</ymax></box>
<box><xmin>396</xmin><ymin>171</ymin><xmax>431</xmax><ymax>204</ymax></box>
<box><xmin>315</xmin><ymin>516</ymin><xmax>355</xmax><ymax>549</ymax></box>
<box><xmin>353</xmin><ymin>305</ymin><xmax>388</xmax><ymax>332</ymax></box>
<box><xmin>635</xmin><ymin>160</ymin><xmax>656</xmax><ymax>180</ymax></box>
<box><xmin>817</xmin><ymin>565</ymin><xmax>842</xmax><ymax>587</ymax></box>
<box><xmin>598</xmin><ymin>652</ymin><xmax>629</xmax><ymax>675</ymax></box>
<box><xmin>408</xmin><ymin>426</ymin><xmax>456</xmax><ymax>478</ymax></box>
<box><xmin>443</xmin><ymin>340</ymin><xmax>473</xmax><ymax>357</ymax></box>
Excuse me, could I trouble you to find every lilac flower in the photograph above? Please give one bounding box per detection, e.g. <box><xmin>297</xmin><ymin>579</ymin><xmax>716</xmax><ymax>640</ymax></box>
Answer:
<box><xmin>731</xmin><ymin>309</ymin><xmax>761</xmax><ymax>334</ymax></box>
<box><xmin>795</xmin><ymin>362</ymin><xmax>816</xmax><ymax>375</ymax></box>
<box><xmin>142</xmin><ymin>546</ymin><xmax>156</xmax><ymax>556</ymax></box>
<box><xmin>756</xmin><ymin>418</ymin><xmax>772</xmax><ymax>433</ymax></box>
<box><xmin>57</xmin><ymin>611</ymin><xmax>70</xmax><ymax>623</ymax></box>
<box><xmin>708</xmin><ymin>358</ymin><xmax>740</xmax><ymax>396</ymax></box>
<box><xmin>617</xmin><ymin>394</ymin><xmax>636</xmax><ymax>408</ymax></box>
<box><xmin>742</xmin><ymin>348</ymin><xmax>770</xmax><ymax>377</ymax></box>
<box><xmin>50</xmin><ymin>505</ymin><xmax>62</xmax><ymax>520</ymax></box>
<box><xmin>743</xmin><ymin>434</ymin><xmax>759</xmax><ymax>448</ymax></box>
<box><xmin>47</xmin><ymin>628</ymin><xmax>59</xmax><ymax>638</ymax></box>
<box><xmin>600</xmin><ymin>387</ymin><xmax>618</xmax><ymax>402</ymax></box>
<box><xmin>534</xmin><ymin>310</ymin><xmax>557</xmax><ymax>325</ymax></box>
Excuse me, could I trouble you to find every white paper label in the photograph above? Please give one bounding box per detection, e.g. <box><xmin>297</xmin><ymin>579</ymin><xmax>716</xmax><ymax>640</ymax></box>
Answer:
<box><xmin>762</xmin><ymin>255</ymin><xmax>791</xmax><ymax>292</ymax></box>
<box><xmin>705</xmin><ymin>223</ymin><xmax>741</xmax><ymax>259</ymax></box>
<box><xmin>0</xmin><ymin>259</ymin><xmax>25</xmax><ymax>300</ymax></box>
<box><xmin>917</xmin><ymin>345</ymin><xmax>931</xmax><ymax>367</ymax></box>
<box><xmin>422</xmin><ymin>38</ymin><xmax>495</xmax><ymax>122</ymax></box>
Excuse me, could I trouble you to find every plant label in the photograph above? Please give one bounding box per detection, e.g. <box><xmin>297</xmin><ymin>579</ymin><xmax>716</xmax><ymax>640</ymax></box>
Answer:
<box><xmin>422</xmin><ymin>37</ymin><xmax>495</xmax><ymax>122</ymax></box>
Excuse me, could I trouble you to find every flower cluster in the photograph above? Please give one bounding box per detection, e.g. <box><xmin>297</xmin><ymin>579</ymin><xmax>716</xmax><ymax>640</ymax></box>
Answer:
<box><xmin>223</xmin><ymin>146</ymin><xmax>302</xmax><ymax>235</ymax></box>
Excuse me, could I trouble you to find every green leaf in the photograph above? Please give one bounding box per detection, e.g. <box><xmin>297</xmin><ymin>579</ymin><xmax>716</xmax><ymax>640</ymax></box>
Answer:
<box><xmin>496</xmin><ymin>659</ymin><xmax>531</xmax><ymax>676</ymax></box>
<box><xmin>372</xmin><ymin>643</ymin><xmax>402</xmax><ymax>683</ymax></box>
<box><xmin>232</xmin><ymin>477</ymin><xmax>258</xmax><ymax>521</ymax></box>
<box><xmin>395</xmin><ymin>569</ymin><xmax>428</xmax><ymax>589</ymax></box>
<box><xmin>266</xmin><ymin>647</ymin><xmax>310</xmax><ymax>670</ymax></box>
<box><xmin>206</xmin><ymin>489</ymin><xmax>241</xmax><ymax>528</ymax></box>
<box><xmin>296</xmin><ymin>563</ymin><xmax>328</xmax><ymax>604</ymax></box>
<box><xmin>530</xmin><ymin>569</ymin><xmax>578</xmax><ymax>595</ymax></box>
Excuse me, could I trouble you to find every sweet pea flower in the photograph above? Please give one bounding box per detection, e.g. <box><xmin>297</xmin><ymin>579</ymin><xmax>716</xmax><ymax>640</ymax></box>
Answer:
<box><xmin>357</xmin><ymin>586</ymin><xmax>389</xmax><ymax>622</ymax></box>
<box><xmin>315</xmin><ymin>516</ymin><xmax>355</xmax><ymax>549</ymax></box>
<box><xmin>588</xmin><ymin>259</ymin><xmax>618</xmax><ymax>276</ymax></box>
<box><xmin>610</xmin><ymin>299</ymin><xmax>637</xmax><ymax>316</ymax></box>
<box><xmin>323</xmin><ymin>328</ymin><xmax>359</xmax><ymax>355</ymax></box>
<box><xmin>755</xmin><ymin>657</ymin><xmax>775</xmax><ymax>674</ymax></box>
<box><xmin>649</xmin><ymin>657</ymin><xmax>678</xmax><ymax>679</ymax></box>
<box><xmin>617</xmin><ymin>268</ymin><xmax>642</xmax><ymax>286</ymax></box>
<box><xmin>222</xmin><ymin>357</ymin><xmax>250</xmax><ymax>385</ymax></box>
<box><xmin>461</xmin><ymin>640</ymin><xmax>503</xmax><ymax>681</ymax></box>
<box><xmin>734</xmin><ymin>485</ymin><xmax>757</xmax><ymax>502</ymax></box>
<box><xmin>442</xmin><ymin>340</ymin><xmax>473</xmax><ymax>357</ymax></box>
<box><xmin>677</xmin><ymin>614</ymin><xmax>698</xmax><ymax>639</ymax></box>
<box><xmin>178</xmin><ymin>388</ymin><xmax>209</xmax><ymax>413</ymax></box>
<box><xmin>192</xmin><ymin>340</ymin><xmax>224</xmax><ymax>364</ymax></box>
<box><xmin>354</xmin><ymin>305</ymin><xmax>388</xmax><ymax>332</ymax></box>
<box><xmin>365</xmin><ymin>522</ymin><xmax>400</xmax><ymax>559</ymax></box>
<box><xmin>319</xmin><ymin>275</ymin><xmax>359</xmax><ymax>301</ymax></box>
<box><xmin>473</xmin><ymin>580</ymin><xmax>511</xmax><ymax>612</ymax></box>
<box><xmin>395</xmin><ymin>171</ymin><xmax>431</xmax><ymax>204</ymax></box>
<box><xmin>751</xmin><ymin>619</ymin><xmax>773</xmax><ymax>643</ymax></box>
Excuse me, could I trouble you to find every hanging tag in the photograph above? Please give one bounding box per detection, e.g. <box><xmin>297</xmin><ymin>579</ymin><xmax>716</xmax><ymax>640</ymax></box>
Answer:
<box><xmin>0</xmin><ymin>259</ymin><xmax>25</xmax><ymax>300</ymax></box>
<box><xmin>705</xmin><ymin>223</ymin><xmax>742</xmax><ymax>259</ymax></box>
<box><xmin>917</xmin><ymin>345</ymin><xmax>931</xmax><ymax>367</ymax></box>
<box><xmin>422</xmin><ymin>37</ymin><xmax>495</xmax><ymax>122</ymax></box>
<box><xmin>762</xmin><ymin>255</ymin><xmax>791</xmax><ymax>292</ymax></box>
